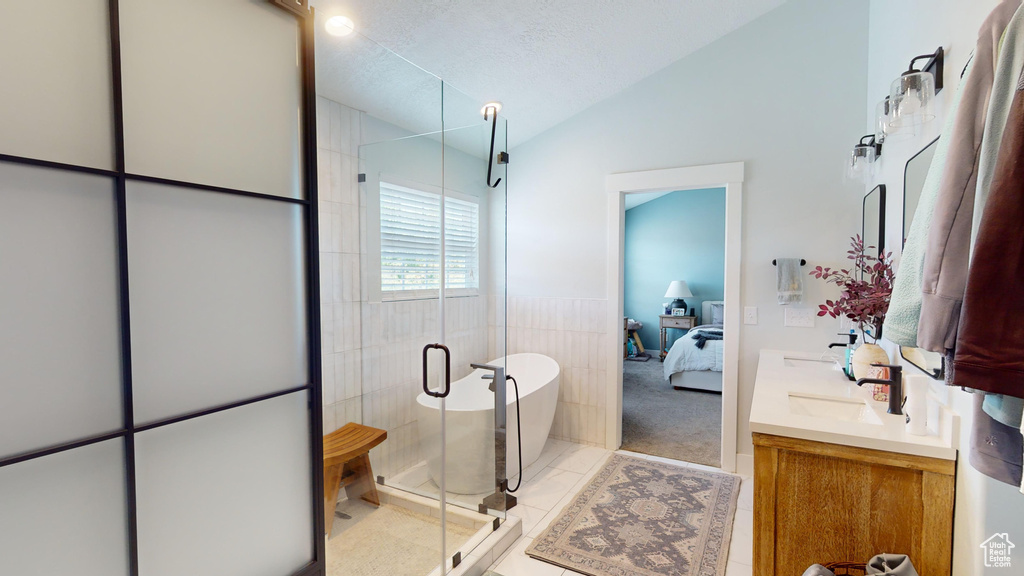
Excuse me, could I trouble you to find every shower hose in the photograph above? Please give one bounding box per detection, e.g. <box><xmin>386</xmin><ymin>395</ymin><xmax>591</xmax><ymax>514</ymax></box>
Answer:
<box><xmin>506</xmin><ymin>375</ymin><xmax>523</xmax><ymax>493</ymax></box>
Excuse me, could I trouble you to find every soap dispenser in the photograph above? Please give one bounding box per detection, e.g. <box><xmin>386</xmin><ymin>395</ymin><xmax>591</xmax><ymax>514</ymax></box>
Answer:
<box><xmin>828</xmin><ymin>331</ymin><xmax>858</xmax><ymax>380</ymax></box>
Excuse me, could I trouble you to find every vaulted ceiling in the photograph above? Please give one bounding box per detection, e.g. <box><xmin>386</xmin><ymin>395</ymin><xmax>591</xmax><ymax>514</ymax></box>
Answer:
<box><xmin>312</xmin><ymin>0</ymin><xmax>786</xmax><ymax>147</ymax></box>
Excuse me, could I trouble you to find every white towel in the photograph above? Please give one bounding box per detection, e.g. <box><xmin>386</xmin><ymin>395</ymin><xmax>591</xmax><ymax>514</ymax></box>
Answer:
<box><xmin>776</xmin><ymin>258</ymin><xmax>803</xmax><ymax>305</ymax></box>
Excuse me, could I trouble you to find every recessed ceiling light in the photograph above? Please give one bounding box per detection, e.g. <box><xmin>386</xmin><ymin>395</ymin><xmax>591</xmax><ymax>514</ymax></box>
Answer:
<box><xmin>325</xmin><ymin>15</ymin><xmax>355</xmax><ymax>37</ymax></box>
<box><xmin>481</xmin><ymin>102</ymin><xmax>502</xmax><ymax>117</ymax></box>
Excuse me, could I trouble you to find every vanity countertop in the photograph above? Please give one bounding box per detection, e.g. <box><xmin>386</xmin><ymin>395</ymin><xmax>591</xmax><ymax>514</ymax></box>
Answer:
<box><xmin>750</xmin><ymin>349</ymin><xmax>958</xmax><ymax>461</ymax></box>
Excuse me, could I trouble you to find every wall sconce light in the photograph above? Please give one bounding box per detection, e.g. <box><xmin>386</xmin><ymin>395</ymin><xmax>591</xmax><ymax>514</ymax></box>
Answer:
<box><xmin>846</xmin><ymin>135</ymin><xmax>882</xmax><ymax>183</ymax></box>
<box><xmin>888</xmin><ymin>47</ymin><xmax>944</xmax><ymax>134</ymax></box>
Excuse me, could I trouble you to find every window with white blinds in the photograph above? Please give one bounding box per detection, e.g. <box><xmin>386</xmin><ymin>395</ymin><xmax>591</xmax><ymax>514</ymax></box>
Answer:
<box><xmin>443</xmin><ymin>195</ymin><xmax>479</xmax><ymax>291</ymax></box>
<box><xmin>379</xmin><ymin>181</ymin><xmax>478</xmax><ymax>295</ymax></box>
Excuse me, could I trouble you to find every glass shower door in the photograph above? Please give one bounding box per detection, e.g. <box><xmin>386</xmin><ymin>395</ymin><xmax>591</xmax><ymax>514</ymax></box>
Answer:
<box><xmin>440</xmin><ymin>84</ymin><xmax>510</xmax><ymax>533</ymax></box>
<box><xmin>322</xmin><ymin>27</ymin><xmax>452</xmax><ymax>574</ymax></box>
<box><xmin>317</xmin><ymin>21</ymin><xmax>509</xmax><ymax>574</ymax></box>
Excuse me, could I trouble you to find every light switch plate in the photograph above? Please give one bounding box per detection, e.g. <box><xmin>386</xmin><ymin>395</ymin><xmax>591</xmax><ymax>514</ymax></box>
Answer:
<box><xmin>744</xmin><ymin>306</ymin><xmax>758</xmax><ymax>325</ymax></box>
<box><xmin>784</xmin><ymin>308</ymin><xmax>815</xmax><ymax>328</ymax></box>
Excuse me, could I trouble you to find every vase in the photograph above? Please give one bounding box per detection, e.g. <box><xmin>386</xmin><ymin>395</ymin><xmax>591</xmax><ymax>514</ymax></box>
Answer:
<box><xmin>851</xmin><ymin>343</ymin><xmax>890</xmax><ymax>380</ymax></box>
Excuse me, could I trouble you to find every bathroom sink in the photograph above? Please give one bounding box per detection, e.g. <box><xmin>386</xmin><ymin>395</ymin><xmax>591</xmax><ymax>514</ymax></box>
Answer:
<box><xmin>788</xmin><ymin>392</ymin><xmax>882</xmax><ymax>425</ymax></box>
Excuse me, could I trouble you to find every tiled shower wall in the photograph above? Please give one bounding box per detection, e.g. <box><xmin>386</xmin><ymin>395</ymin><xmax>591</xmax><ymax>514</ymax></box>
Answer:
<box><xmin>316</xmin><ymin>96</ymin><xmax>362</xmax><ymax>435</ymax></box>
<box><xmin>317</xmin><ymin>96</ymin><xmax>488</xmax><ymax>480</ymax></box>
<box><xmin>489</xmin><ymin>296</ymin><xmax>609</xmax><ymax>447</ymax></box>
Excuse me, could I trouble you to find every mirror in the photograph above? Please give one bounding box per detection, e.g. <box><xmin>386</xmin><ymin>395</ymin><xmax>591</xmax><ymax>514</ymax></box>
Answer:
<box><xmin>903</xmin><ymin>137</ymin><xmax>939</xmax><ymax>247</ymax></box>
<box><xmin>862</xmin><ymin>184</ymin><xmax>886</xmax><ymax>258</ymax></box>
<box><xmin>899</xmin><ymin>138</ymin><xmax>944</xmax><ymax>379</ymax></box>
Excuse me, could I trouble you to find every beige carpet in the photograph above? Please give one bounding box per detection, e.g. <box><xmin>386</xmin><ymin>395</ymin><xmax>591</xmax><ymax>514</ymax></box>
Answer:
<box><xmin>327</xmin><ymin>504</ymin><xmax>476</xmax><ymax>576</ymax></box>
<box><xmin>621</xmin><ymin>359</ymin><xmax>721</xmax><ymax>467</ymax></box>
<box><xmin>527</xmin><ymin>454</ymin><xmax>739</xmax><ymax>576</ymax></box>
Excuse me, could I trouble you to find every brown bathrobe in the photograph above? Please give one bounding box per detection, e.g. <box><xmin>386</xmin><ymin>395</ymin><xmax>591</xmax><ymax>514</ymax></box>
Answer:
<box><xmin>953</xmin><ymin>71</ymin><xmax>1024</xmax><ymax>396</ymax></box>
<box><xmin>917</xmin><ymin>0</ymin><xmax>1022</xmax><ymax>354</ymax></box>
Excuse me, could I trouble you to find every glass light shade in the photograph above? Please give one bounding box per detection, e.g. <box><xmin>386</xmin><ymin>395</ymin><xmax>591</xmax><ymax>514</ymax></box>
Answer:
<box><xmin>875</xmin><ymin>98</ymin><xmax>906</xmax><ymax>143</ymax></box>
<box><xmin>846</xmin><ymin>145</ymin><xmax>877</xmax><ymax>184</ymax></box>
<box><xmin>874</xmin><ymin>99</ymin><xmax>889</xmax><ymax>142</ymax></box>
<box><xmin>889</xmin><ymin>71</ymin><xmax>935</xmax><ymax>132</ymax></box>
<box><xmin>876</xmin><ymin>98</ymin><xmax>916</xmax><ymax>142</ymax></box>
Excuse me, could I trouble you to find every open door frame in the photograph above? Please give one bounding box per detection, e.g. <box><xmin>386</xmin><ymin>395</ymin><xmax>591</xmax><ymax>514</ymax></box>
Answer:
<box><xmin>605</xmin><ymin>162</ymin><xmax>743</xmax><ymax>473</ymax></box>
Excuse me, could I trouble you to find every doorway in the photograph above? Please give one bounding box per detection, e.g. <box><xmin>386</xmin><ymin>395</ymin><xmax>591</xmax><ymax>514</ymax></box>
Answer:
<box><xmin>621</xmin><ymin>188</ymin><xmax>726</xmax><ymax>466</ymax></box>
<box><xmin>605</xmin><ymin>162</ymin><xmax>743</xmax><ymax>473</ymax></box>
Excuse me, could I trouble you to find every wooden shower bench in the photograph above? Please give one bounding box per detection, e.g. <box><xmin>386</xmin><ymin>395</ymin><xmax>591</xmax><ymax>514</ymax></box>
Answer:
<box><xmin>323</xmin><ymin>422</ymin><xmax>387</xmax><ymax>535</ymax></box>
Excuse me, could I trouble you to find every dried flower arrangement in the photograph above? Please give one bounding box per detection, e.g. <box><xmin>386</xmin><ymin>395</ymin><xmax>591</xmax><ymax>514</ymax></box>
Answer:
<box><xmin>809</xmin><ymin>235</ymin><xmax>895</xmax><ymax>343</ymax></box>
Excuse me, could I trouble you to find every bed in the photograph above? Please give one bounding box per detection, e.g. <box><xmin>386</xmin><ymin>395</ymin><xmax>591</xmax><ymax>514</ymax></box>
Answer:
<box><xmin>663</xmin><ymin>300</ymin><xmax>724</xmax><ymax>393</ymax></box>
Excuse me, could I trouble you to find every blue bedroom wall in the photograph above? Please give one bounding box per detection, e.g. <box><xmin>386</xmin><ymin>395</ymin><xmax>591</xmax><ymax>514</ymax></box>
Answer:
<box><xmin>624</xmin><ymin>187</ymin><xmax>726</xmax><ymax>352</ymax></box>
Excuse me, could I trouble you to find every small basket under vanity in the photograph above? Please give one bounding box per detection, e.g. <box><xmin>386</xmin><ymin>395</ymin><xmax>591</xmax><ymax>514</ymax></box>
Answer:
<box><xmin>749</xmin><ymin>350</ymin><xmax>958</xmax><ymax>576</ymax></box>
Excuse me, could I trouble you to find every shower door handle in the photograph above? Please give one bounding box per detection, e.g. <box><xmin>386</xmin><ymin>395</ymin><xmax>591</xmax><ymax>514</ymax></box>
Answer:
<box><xmin>422</xmin><ymin>343</ymin><xmax>451</xmax><ymax>398</ymax></box>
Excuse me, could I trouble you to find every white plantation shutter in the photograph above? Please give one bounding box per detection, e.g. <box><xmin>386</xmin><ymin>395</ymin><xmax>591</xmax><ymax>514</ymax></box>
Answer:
<box><xmin>379</xmin><ymin>181</ymin><xmax>478</xmax><ymax>294</ymax></box>
<box><xmin>380</xmin><ymin>183</ymin><xmax>441</xmax><ymax>291</ymax></box>
<box><xmin>444</xmin><ymin>196</ymin><xmax>478</xmax><ymax>290</ymax></box>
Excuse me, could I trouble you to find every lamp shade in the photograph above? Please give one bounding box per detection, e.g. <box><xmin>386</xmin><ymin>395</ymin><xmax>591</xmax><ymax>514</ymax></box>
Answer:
<box><xmin>846</xmin><ymin>144</ymin><xmax>877</xmax><ymax>183</ymax></box>
<box><xmin>889</xmin><ymin>71</ymin><xmax>935</xmax><ymax>132</ymax></box>
<box><xmin>664</xmin><ymin>281</ymin><xmax>693</xmax><ymax>299</ymax></box>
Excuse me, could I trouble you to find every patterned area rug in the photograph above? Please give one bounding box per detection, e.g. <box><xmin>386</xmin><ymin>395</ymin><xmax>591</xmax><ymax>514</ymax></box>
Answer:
<box><xmin>526</xmin><ymin>455</ymin><xmax>738</xmax><ymax>576</ymax></box>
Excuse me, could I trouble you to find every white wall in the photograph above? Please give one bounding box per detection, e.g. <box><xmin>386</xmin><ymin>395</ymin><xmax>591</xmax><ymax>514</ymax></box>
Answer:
<box><xmin>866</xmin><ymin>1</ymin><xmax>1024</xmax><ymax>574</ymax></box>
<box><xmin>508</xmin><ymin>0</ymin><xmax>870</xmax><ymax>456</ymax></box>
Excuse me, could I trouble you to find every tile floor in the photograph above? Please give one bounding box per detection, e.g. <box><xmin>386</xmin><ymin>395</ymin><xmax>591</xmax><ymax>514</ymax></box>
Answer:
<box><xmin>486</xmin><ymin>440</ymin><xmax>754</xmax><ymax>576</ymax></box>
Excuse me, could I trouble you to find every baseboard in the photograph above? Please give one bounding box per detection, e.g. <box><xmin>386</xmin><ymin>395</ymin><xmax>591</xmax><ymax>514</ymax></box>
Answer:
<box><xmin>736</xmin><ymin>453</ymin><xmax>754</xmax><ymax>477</ymax></box>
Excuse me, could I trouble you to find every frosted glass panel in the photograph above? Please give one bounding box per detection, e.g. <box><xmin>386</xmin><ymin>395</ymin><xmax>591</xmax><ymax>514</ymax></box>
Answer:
<box><xmin>0</xmin><ymin>441</ymin><xmax>128</xmax><ymax>576</ymax></box>
<box><xmin>127</xmin><ymin>181</ymin><xmax>307</xmax><ymax>423</ymax></box>
<box><xmin>0</xmin><ymin>0</ymin><xmax>114</xmax><ymax>169</ymax></box>
<box><xmin>120</xmin><ymin>0</ymin><xmax>302</xmax><ymax>198</ymax></box>
<box><xmin>135</xmin><ymin>393</ymin><xmax>313</xmax><ymax>576</ymax></box>
<box><xmin>0</xmin><ymin>162</ymin><xmax>122</xmax><ymax>459</ymax></box>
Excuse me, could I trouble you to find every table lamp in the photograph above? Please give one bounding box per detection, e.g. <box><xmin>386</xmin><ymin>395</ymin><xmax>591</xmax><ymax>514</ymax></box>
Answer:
<box><xmin>664</xmin><ymin>281</ymin><xmax>693</xmax><ymax>313</ymax></box>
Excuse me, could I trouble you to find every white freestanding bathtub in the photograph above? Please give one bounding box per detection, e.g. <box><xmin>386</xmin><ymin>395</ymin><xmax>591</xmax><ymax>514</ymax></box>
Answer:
<box><xmin>416</xmin><ymin>353</ymin><xmax>560</xmax><ymax>495</ymax></box>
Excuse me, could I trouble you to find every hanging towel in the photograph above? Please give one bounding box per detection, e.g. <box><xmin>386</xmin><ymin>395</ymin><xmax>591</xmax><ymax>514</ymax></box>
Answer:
<box><xmin>776</xmin><ymin>258</ymin><xmax>803</xmax><ymax>305</ymax></box>
<box><xmin>883</xmin><ymin>56</ymin><xmax>973</xmax><ymax>346</ymax></box>
<box><xmin>973</xmin><ymin>3</ymin><xmax>1024</xmax><ymax>259</ymax></box>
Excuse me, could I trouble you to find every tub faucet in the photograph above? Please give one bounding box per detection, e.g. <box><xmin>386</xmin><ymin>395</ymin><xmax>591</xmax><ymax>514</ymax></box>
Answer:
<box><xmin>856</xmin><ymin>363</ymin><xmax>904</xmax><ymax>416</ymax></box>
<box><xmin>472</xmin><ymin>363</ymin><xmax>505</xmax><ymax>393</ymax></box>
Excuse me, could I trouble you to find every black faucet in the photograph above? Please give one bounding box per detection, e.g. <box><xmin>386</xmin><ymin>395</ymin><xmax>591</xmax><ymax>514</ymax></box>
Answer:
<box><xmin>856</xmin><ymin>363</ymin><xmax>904</xmax><ymax>416</ymax></box>
<box><xmin>828</xmin><ymin>332</ymin><xmax>858</xmax><ymax>349</ymax></box>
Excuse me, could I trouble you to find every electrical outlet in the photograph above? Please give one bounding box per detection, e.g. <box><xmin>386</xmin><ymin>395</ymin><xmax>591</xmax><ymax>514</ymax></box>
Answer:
<box><xmin>744</xmin><ymin>306</ymin><xmax>758</xmax><ymax>325</ymax></box>
<box><xmin>784</xmin><ymin>308</ymin><xmax>815</xmax><ymax>328</ymax></box>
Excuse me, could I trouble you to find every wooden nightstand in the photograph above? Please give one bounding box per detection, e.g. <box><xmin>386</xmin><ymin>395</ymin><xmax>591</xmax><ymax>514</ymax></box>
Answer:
<box><xmin>659</xmin><ymin>314</ymin><xmax>697</xmax><ymax>360</ymax></box>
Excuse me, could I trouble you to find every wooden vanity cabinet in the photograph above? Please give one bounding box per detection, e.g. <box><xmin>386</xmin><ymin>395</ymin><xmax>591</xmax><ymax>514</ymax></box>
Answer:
<box><xmin>752</xmin><ymin>433</ymin><xmax>956</xmax><ymax>576</ymax></box>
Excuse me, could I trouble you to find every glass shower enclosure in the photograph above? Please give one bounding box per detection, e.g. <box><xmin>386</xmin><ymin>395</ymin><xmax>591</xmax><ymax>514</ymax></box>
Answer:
<box><xmin>315</xmin><ymin>20</ymin><xmax>511</xmax><ymax>575</ymax></box>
